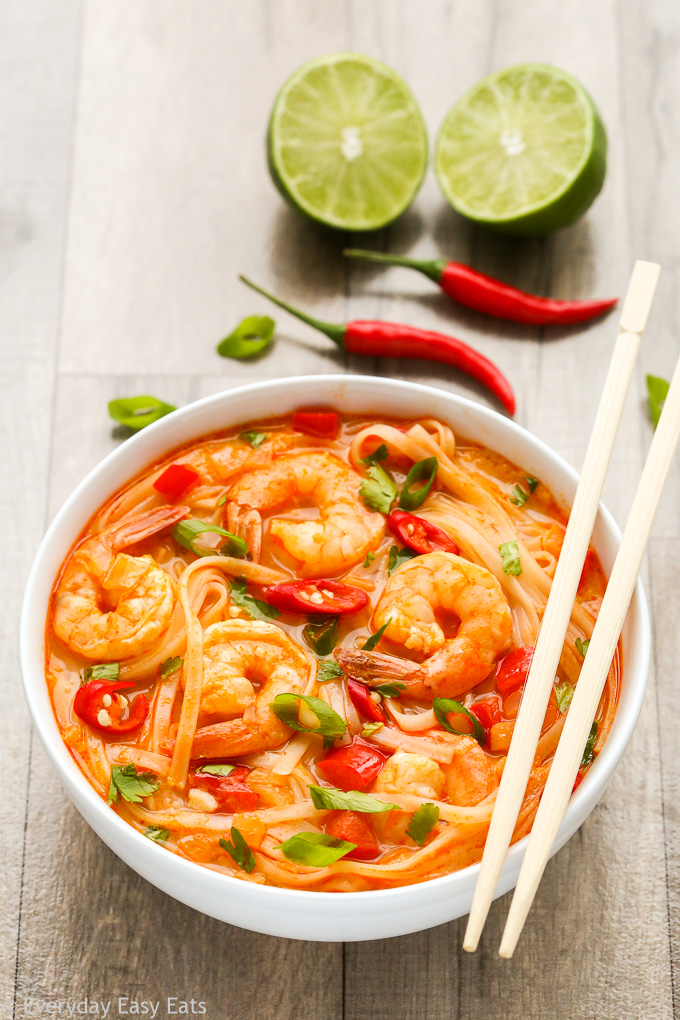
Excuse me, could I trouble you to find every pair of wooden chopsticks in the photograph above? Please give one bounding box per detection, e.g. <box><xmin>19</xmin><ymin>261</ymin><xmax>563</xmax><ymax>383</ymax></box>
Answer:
<box><xmin>464</xmin><ymin>260</ymin><xmax>676</xmax><ymax>957</ymax></box>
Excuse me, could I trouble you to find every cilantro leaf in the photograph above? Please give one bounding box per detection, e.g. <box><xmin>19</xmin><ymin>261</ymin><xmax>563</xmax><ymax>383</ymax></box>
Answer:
<box><xmin>108</xmin><ymin>396</ymin><xmax>176</xmax><ymax>432</ymax></box>
<box><xmin>195</xmin><ymin>764</ymin><xmax>235</xmax><ymax>777</ymax></box>
<box><xmin>219</xmin><ymin>826</ymin><xmax>256</xmax><ymax>873</ymax></box>
<box><xmin>145</xmin><ymin>825</ymin><xmax>170</xmax><ymax>842</ymax></box>
<box><xmin>406</xmin><ymin>803</ymin><xmax>439</xmax><ymax>847</ymax></box>
<box><xmin>172</xmin><ymin>518</ymin><xmax>247</xmax><ymax>559</ymax></box>
<box><xmin>316</xmin><ymin>659</ymin><xmax>344</xmax><ymax>684</ymax></box>
<box><xmin>361</xmin><ymin>443</ymin><xmax>389</xmax><ymax>465</ymax></box>
<box><xmin>309</xmin><ymin>785</ymin><xmax>397</xmax><ymax>813</ymax></box>
<box><xmin>360</xmin><ymin>464</ymin><xmax>397</xmax><ymax>514</ymax></box>
<box><xmin>240</xmin><ymin>430</ymin><xmax>268</xmax><ymax>448</ymax></box>
<box><xmin>575</xmin><ymin>637</ymin><xmax>590</xmax><ymax>658</ymax></box>
<box><xmin>276</xmin><ymin>832</ymin><xmax>356</xmax><ymax>866</ymax></box>
<box><xmin>362</xmin><ymin>619</ymin><xmax>391</xmax><ymax>651</ymax></box>
<box><xmin>388</xmin><ymin>544</ymin><xmax>416</xmax><ymax>575</ymax></box>
<box><xmin>646</xmin><ymin>374</ymin><xmax>669</xmax><ymax>429</ymax></box>
<box><xmin>373</xmin><ymin>682</ymin><xmax>406</xmax><ymax>699</ymax></box>
<box><xmin>81</xmin><ymin>662</ymin><xmax>120</xmax><ymax>685</ymax></box>
<box><xmin>555</xmin><ymin>682</ymin><xmax>574</xmax><ymax>713</ymax></box>
<box><xmin>160</xmin><ymin>656</ymin><xmax>183</xmax><ymax>680</ymax></box>
<box><xmin>499</xmin><ymin>540</ymin><xmax>522</xmax><ymax>577</ymax></box>
<box><xmin>270</xmin><ymin>693</ymin><xmax>346</xmax><ymax>748</ymax></box>
<box><xmin>229</xmin><ymin>578</ymin><xmax>281</xmax><ymax>621</ymax></box>
<box><xmin>107</xmin><ymin>764</ymin><xmax>159</xmax><ymax>805</ymax></box>
<box><xmin>581</xmin><ymin>721</ymin><xmax>598</xmax><ymax>768</ymax></box>
<box><xmin>217</xmin><ymin>315</ymin><xmax>275</xmax><ymax>360</ymax></box>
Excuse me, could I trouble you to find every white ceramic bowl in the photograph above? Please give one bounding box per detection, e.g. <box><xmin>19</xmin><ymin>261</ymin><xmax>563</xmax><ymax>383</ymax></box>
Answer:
<box><xmin>20</xmin><ymin>376</ymin><xmax>649</xmax><ymax>942</ymax></box>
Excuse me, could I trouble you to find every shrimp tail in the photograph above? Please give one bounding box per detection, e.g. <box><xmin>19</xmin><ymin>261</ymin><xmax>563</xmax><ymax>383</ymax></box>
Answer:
<box><xmin>226</xmin><ymin>502</ymin><xmax>262</xmax><ymax>563</ymax></box>
<box><xmin>334</xmin><ymin>648</ymin><xmax>420</xmax><ymax>683</ymax></box>
<box><xmin>112</xmin><ymin>505</ymin><xmax>191</xmax><ymax>551</ymax></box>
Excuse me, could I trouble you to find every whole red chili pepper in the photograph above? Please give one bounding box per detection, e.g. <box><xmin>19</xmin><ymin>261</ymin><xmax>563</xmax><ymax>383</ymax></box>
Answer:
<box><xmin>344</xmin><ymin>249</ymin><xmax>618</xmax><ymax>327</ymax></box>
<box><xmin>239</xmin><ymin>276</ymin><xmax>515</xmax><ymax>416</ymax></box>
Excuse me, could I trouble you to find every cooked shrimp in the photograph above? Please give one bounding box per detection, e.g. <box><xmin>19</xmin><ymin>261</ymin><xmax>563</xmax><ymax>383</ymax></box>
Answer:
<box><xmin>372</xmin><ymin>751</ymin><xmax>445</xmax><ymax>845</ymax></box>
<box><xmin>444</xmin><ymin>738</ymin><xmax>498</xmax><ymax>806</ymax></box>
<box><xmin>227</xmin><ymin>451</ymin><xmax>384</xmax><ymax>576</ymax></box>
<box><xmin>189</xmin><ymin>620</ymin><xmax>310</xmax><ymax>759</ymax></box>
<box><xmin>53</xmin><ymin>506</ymin><xmax>189</xmax><ymax>661</ymax></box>
<box><xmin>337</xmin><ymin>551</ymin><xmax>512</xmax><ymax>700</ymax></box>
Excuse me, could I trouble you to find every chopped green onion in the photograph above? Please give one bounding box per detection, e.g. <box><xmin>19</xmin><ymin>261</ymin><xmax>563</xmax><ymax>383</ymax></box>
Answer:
<box><xmin>229</xmin><ymin>578</ymin><xmax>280</xmax><ymax>621</ymax></box>
<box><xmin>308</xmin><ymin>785</ymin><xmax>397</xmax><ymax>813</ymax></box>
<box><xmin>171</xmin><ymin>518</ymin><xmax>247</xmax><ymax>559</ymax></box>
<box><xmin>217</xmin><ymin>315</ymin><xmax>275</xmax><ymax>360</ymax></box>
<box><xmin>240</xmin><ymin>430</ymin><xmax>268</xmax><ymax>448</ymax></box>
<box><xmin>575</xmin><ymin>637</ymin><xmax>590</xmax><ymax>658</ymax></box>
<box><xmin>433</xmin><ymin>697</ymin><xmax>486</xmax><ymax>745</ymax></box>
<box><xmin>362</xmin><ymin>619</ymin><xmax>391</xmax><ymax>652</ymax></box>
<box><xmin>646</xmin><ymin>374</ymin><xmax>669</xmax><ymax>429</ymax></box>
<box><xmin>270</xmin><ymin>693</ymin><xmax>346</xmax><ymax>748</ymax></box>
<box><xmin>509</xmin><ymin>477</ymin><xmax>539</xmax><ymax>507</ymax></box>
<box><xmin>160</xmin><ymin>656</ymin><xmax>183</xmax><ymax>680</ymax></box>
<box><xmin>398</xmin><ymin>457</ymin><xmax>438</xmax><ymax>511</ymax></box>
<box><xmin>581</xmin><ymin>721</ymin><xmax>598</xmax><ymax>768</ymax></box>
<box><xmin>304</xmin><ymin>617</ymin><xmax>339</xmax><ymax>656</ymax></box>
<box><xmin>555</xmin><ymin>682</ymin><xmax>574</xmax><ymax>713</ymax></box>
<box><xmin>373</xmin><ymin>682</ymin><xmax>406</xmax><ymax>699</ymax></box>
<box><xmin>81</xmin><ymin>662</ymin><xmax>120</xmax><ymax>685</ymax></box>
<box><xmin>499</xmin><ymin>540</ymin><xmax>522</xmax><ymax>577</ymax></box>
<box><xmin>195</xmin><ymin>764</ymin><xmax>235</xmax><ymax>777</ymax></box>
<box><xmin>361</xmin><ymin>721</ymin><xmax>384</xmax><ymax>738</ymax></box>
<box><xmin>107</xmin><ymin>764</ymin><xmax>159</xmax><ymax>805</ymax></box>
<box><xmin>360</xmin><ymin>464</ymin><xmax>398</xmax><ymax>514</ymax></box>
<box><xmin>217</xmin><ymin>494</ymin><xmax>228</xmax><ymax>507</ymax></box>
<box><xmin>219</xmin><ymin>826</ymin><xmax>256</xmax><ymax>873</ymax></box>
<box><xmin>406</xmin><ymin>803</ymin><xmax>439</xmax><ymax>847</ymax></box>
<box><xmin>316</xmin><ymin>659</ymin><xmax>344</xmax><ymax>684</ymax></box>
<box><xmin>388</xmin><ymin>544</ymin><xmax>416</xmax><ymax>575</ymax></box>
<box><xmin>276</xmin><ymin>832</ymin><xmax>356</xmax><ymax>866</ymax></box>
<box><xmin>108</xmin><ymin>395</ymin><xmax>176</xmax><ymax>432</ymax></box>
<box><xmin>363</xmin><ymin>551</ymin><xmax>375</xmax><ymax>568</ymax></box>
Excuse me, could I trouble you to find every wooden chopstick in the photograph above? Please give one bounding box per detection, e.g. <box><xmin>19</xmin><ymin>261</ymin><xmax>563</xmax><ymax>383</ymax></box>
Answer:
<box><xmin>500</xmin><ymin>315</ymin><xmax>680</xmax><ymax>957</ymax></box>
<box><xmin>463</xmin><ymin>261</ymin><xmax>661</xmax><ymax>953</ymax></box>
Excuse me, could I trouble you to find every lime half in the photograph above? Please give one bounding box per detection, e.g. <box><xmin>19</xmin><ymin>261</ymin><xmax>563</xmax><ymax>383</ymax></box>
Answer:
<box><xmin>268</xmin><ymin>53</ymin><xmax>428</xmax><ymax>232</ymax></box>
<box><xmin>435</xmin><ymin>63</ymin><xmax>607</xmax><ymax>235</ymax></box>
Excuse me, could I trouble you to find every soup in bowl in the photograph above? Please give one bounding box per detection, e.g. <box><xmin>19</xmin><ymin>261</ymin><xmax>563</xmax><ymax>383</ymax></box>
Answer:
<box><xmin>20</xmin><ymin>377</ymin><xmax>649</xmax><ymax>940</ymax></box>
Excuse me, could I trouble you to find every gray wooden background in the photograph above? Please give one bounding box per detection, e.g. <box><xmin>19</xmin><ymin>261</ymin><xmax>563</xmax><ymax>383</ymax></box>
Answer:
<box><xmin>3</xmin><ymin>1</ymin><xmax>679</xmax><ymax>1017</ymax></box>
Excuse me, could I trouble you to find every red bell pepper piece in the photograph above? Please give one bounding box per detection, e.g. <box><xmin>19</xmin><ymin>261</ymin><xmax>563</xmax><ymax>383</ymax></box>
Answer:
<box><xmin>495</xmin><ymin>646</ymin><xmax>535</xmax><ymax>698</ymax></box>
<box><xmin>292</xmin><ymin>410</ymin><xmax>339</xmax><ymax>438</ymax></box>
<box><xmin>387</xmin><ymin>509</ymin><xmax>459</xmax><ymax>556</ymax></box>
<box><xmin>73</xmin><ymin>680</ymin><xmax>149</xmax><ymax>735</ymax></box>
<box><xmin>317</xmin><ymin>739</ymin><xmax>387</xmax><ymax>792</ymax></box>
<box><xmin>153</xmin><ymin>463</ymin><xmax>200</xmax><ymax>501</ymax></box>
<box><xmin>192</xmin><ymin>765</ymin><xmax>259</xmax><ymax>812</ymax></box>
<box><xmin>470</xmin><ymin>694</ymin><xmax>504</xmax><ymax>733</ymax></box>
<box><xmin>264</xmin><ymin>579</ymin><xmax>369</xmax><ymax>615</ymax></box>
<box><xmin>347</xmin><ymin>679</ymin><xmax>386</xmax><ymax>723</ymax></box>
<box><xmin>325</xmin><ymin>810</ymin><xmax>380</xmax><ymax>861</ymax></box>
<box><xmin>579</xmin><ymin>548</ymin><xmax>596</xmax><ymax>590</ymax></box>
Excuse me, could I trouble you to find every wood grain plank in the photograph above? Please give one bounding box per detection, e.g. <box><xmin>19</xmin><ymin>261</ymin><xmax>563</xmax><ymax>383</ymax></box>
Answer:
<box><xmin>0</xmin><ymin>0</ymin><xmax>82</xmax><ymax>1008</ymax></box>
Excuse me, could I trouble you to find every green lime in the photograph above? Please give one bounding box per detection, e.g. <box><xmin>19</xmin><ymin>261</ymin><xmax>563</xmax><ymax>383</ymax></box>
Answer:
<box><xmin>267</xmin><ymin>53</ymin><xmax>428</xmax><ymax>232</ymax></box>
<box><xmin>434</xmin><ymin>63</ymin><xmax>607</xmax><ymax>235</ymax></box>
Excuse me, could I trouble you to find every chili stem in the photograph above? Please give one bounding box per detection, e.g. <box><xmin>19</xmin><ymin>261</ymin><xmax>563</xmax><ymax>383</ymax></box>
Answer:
<box><xmin>344</xmin><ymin>249</ymin><xmax>444</xmax><ymax>283</ymax></box>
<box><xmin>239</xmin><ymin>275</ymin><xmax>346</xmax><ymax>347</ymax></box>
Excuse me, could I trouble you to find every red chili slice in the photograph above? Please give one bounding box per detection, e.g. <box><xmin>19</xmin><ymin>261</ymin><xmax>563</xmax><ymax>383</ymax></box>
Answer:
<box><xmin>387</xmin><ymin>509</ymin><xmax>460</xmax><ymax>556</ymax></box>
<box><xmin>495</xmin><ymin>646</ymin><xmax>535</xmax><ymax>698</ymax></box>
<box><xmin>73</xmin><ymin>680</ymin><xmax>149</xmax><ymax>735</ymax></box>
<box><xmin>347</xmin><ymin>679</ymin><xmax>386</xmax><ymax>723</ymax></box>
<box><xmin>264</xmin><ymin>579</ymin><xmax>369</xmax><ymax>615</ymax></box>
<box><xmin>153</xmin><ymin>463</ymin><xmax>201</xmax><ymax>501</ymax></box>
<box><xmin>292</xmin><ymin>410</ymin><xmax>339</xmax><ymax>438</ymax></box>
<box><xmin>317</xmin><ymin>739</ymin><xmax>387</xmax><ymax>792</ymax></box>
<box><xmin>192</xmin><ymin>765</ymin><xmax>259</xmax><ymax>812</ymax></box>
<box><xmin>325</xmin><ymin>810</ymin><xmax>380</xmax><ymax>861</ymax></box>
<box><xmin>470</xmin><ymin>694</ymin><xmax>504</xmax><ymax>733</ymax></box>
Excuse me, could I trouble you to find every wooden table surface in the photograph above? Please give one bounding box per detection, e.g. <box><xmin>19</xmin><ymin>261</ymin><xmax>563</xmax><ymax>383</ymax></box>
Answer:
<box><xmin>3</xmin><ymin>1</ymin><xmax>679</xmax><ymax>1017</ymax></box>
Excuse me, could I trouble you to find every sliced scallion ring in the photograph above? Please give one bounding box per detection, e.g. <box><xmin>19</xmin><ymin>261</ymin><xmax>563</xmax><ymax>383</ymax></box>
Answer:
<box><xmin>171</xmin><ymin>518</ymin><xmax>247</xmax><ymax>558</ymax></box>
<box><xmin>433</xmin><ymin>697</ymin><xmax>486</xmax><ymax>745</ymax></box>
<box><xmin>399</xmin><ymin>457</ymin><xmax>438</xmax><ymax>511</ymax></box>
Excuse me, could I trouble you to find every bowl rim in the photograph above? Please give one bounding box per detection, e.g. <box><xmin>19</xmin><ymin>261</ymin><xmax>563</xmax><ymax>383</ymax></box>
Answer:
<box><xmin>19</xmin><ymin>374</ymin><xmax>650</xmax><ymax>908</ymax></box>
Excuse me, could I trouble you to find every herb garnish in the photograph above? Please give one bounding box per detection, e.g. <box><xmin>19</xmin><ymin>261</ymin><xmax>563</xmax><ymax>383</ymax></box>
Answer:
<box><xmin>509</xmin><ymin>476</ymin><xmax>539</xmax><ymax>507</ymax></box>
<box><xmin>360</xmin><ymin>464</ymin><xmax>398</xmax><ymax>514</ymax></box>
<box><xmin>433</xmin><ymin>697</ymin><xmax>486</xmax><ymax>745</ymax></box>
<box><xmin>276</xmin><ymin>832</ymin><xmax>356</xmax><ymax>867</ymax></box>
<box><xmin>575</xmin><ymin>637</ymin><xmax>590</xmax><ymax>658</ymax></box>
<box><xmin>555</xmin><ymin>683</ymin><xmax>574</xmax><ymax>713</ymax></box>
<box><xmin>270</xmin><ymin>693</ymin><xmax>346</xmax><ymax>748</ymax></box>
<box><xmin>171</xmin><ymin>518</ymin><xmax>247</xmax><ymax>559</ymax></box>
<box><xmin>160</xmin><ymin>656</ymin><xmax>183</xmax><ymax>680</ymax></box>
<box><xmin>373</xmin><ymin>682</ymin><xmax>407</xmax><ymax>699</ymax></box>
<box><xmin>145</xmin><ymin>826</ymin><xmax>170</xmax><ymax>842</ymax></box>
<box><xmin>304</xmin><ymin>617</ymin><xmax>339</xmax><ymax>656</ymax></box>
<box><xmin>646</xmin><ymin>374</ymin><xmax>669</xmax><ymax>429</ymax></box>
<box><xmin>240</xmin><ymin>430</ymin><xmax>268</xmax><ymax>448</ymax></box>
<box><xmin>229</xmin><ymin>578</ymin><xmax>281</xmax><ymax>621</ymax></box>
<box><xmin>219</xmin><ymin>826</ymin><xmax>256</xmax><ymax>873</ymax></box>
<box><xmin>399</xmin><ymin>457</ymin><xmax>438</xmax><ymax>511</ymax></box>
<box><xmin>107</xmin><ymin>764</ymin><xmax>159</xmax><ymax>805</ymax></box>
<box><xmin>308</xmin><ymin>785</ymin><xmax>397</xmax><ymax>814</ymax></box>
<box><xmin>581</xmin><ymin>721</ymin><xmax>598</xmax><ymax>768</ymax></box>
<box><xmin>195</xmin><ymin>764</ymin><xmax>235</xmax><ymax>777</ymax></box>
<box><xmin>81</xmin><ymin>662</ymin><xmax>120</xmax><ymax>685</ymax></box>
<box><xmin>316</xmin><ymin>659</ymin><xmax>344</xmax><ymax>684</ymax></box>
<box><xmin>362</xmin><ymin>619</ymin><xmax>391</xmax><ymax>652</ymax></box>
<box><xmin>499</xmin><ymin>540</ymin><xmax>522</xmax><ymax>577</ymax></box>
<box><xmin>406</xmin><ymin>803</ymin><xmax>440</xmax><ymax>847</ymax></box>
<box><xmin>388</xmin><ymin>545</ymin><xmax>417</xmax><ymax>575</ymax></box>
